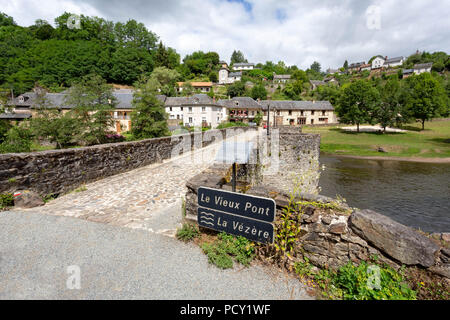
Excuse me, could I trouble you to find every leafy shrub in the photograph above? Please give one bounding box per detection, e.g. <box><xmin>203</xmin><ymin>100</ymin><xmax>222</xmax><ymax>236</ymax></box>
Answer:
<box><xmin>176</xmin><ymin>224</ymin><xmax>200</xmax><ymax>242</ymax></box>
<box><xmin>201</xmin><ymin>232</ymin><xmax>255</xmax><ymax>269</ymax></box>
<box><xmin>0</xmin><ymin>193</ymin><xmax>14</xmax><ymax>209</ymax></box>
<box><xmin>0</xmin><ymin>125</ymin><xmax>33</xmax><ymax>154</ymax></box>
<box><xmin>216</xmin><ymin>121</ymin><xmax>249</xmax><ymax>129</ymax></box>
<box><xmin>332</xmin><ymin>261</ymin><xmax>416</xmax><ymax>300</ymax></box>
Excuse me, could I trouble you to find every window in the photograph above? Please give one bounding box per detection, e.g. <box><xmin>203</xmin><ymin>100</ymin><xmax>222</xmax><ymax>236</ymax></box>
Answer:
<box><xmin>181</xmin><ymin>107</ymin><xmax>183</xmax><ymax>111</ymax></box>
<box><xmin>288</xmin><ymin>110</ymin><xmax>292</xmax><ymax>115</ymax></box>
<box><xmin>311</xmin><ymin>111</ymin><xmax>315</xmax><ymax>115</ymax></box>
<box><xmin>298</xmin><ymin>118</ymin><xmax>306</xmax><ymax>125</ymax></box>
<box><xmin>169</xmin><ymin>107</ymin><xmax>172</xmax><ymax>111</ymax></box>
<box><xmin>189</xmin><ymin>117</ymin><xmax>193</xmax><ymax>123</ymax></box>
<box><xmin>322</xmin><ymin>111</ymin><xmax>326</xmax><ymax>116</ymax></box>
<box><xmin>319</xmin><ymin>118</ymin><xmax>328</xmax><ymax>122</ymax></box>
<box><xmin>189</xmin><ymin>107</ymin><xmax>192</xmax><ymax>112</ymax></box>
<box><xmin>202</xmin><ymin>107</ymin><xmax>206</xmax><ymax>112</ymax></box>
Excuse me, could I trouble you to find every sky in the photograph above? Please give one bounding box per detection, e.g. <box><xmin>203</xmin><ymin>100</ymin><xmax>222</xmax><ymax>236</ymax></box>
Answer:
<box><xmin>1</xmin><ymin>0</ymin><xmax>449</xmax><ymax>70</ymax></box>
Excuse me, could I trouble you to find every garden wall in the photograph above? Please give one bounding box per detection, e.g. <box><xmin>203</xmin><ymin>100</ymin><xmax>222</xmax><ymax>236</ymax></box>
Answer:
<box><xmin>0</xmin><ymin>127</ymin><xmax>256</xmax><ymax>196</ymax></box>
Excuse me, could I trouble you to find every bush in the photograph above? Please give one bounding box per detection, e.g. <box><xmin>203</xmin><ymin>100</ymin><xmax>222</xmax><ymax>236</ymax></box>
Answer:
<box><xmin>333</xmin><ymin>261</ymin><xmax>416</xmax><ymax>300</ymax></box>
<box><xmin>0</xmin><ymin>125</ymin><xmax>33</xmax><ymax>154</ymax></box>
<box><xmin>216</xmin><ymin>121</ymin><xmax>249</xmax><ymax>129</ymax></box>
<box><xmin>0</xmin><ymin>193</ymin><xmax>14</xmax><ymax>209</ymax></box>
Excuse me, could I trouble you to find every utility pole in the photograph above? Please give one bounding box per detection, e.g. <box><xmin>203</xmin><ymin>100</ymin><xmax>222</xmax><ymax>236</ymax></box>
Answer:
<box><xmin>267</xmin><ymin>104</ymin><xmax>270</xmax><ymax>136</ymax></box>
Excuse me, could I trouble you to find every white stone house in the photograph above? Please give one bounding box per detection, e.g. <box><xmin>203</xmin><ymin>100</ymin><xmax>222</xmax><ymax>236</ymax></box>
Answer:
<box><xmin>165</xmin><ymin>94</ymin><xmax>226</xmax><ymax>128</ymax></box>
<box><xmin>413</xmin><ymin>63</ymin><xmax>433</xmax><ymax>75</ymax></box>
<box><xmin>371</xmin><ymin>56</ymin><xmax>386</xmax><ymax>69</ymax></box>
<box><xmin>218</xmin><ymin>63</ymin><xmax>242</xmax><ymax>84</ymax></box>
<box><xmin>384</xmin><ymin>56</ymin><xmax>405</xmax><ymax>68</ymax></box>
<box><xmin>260</xmin><ymin>100</ymin><xmax>337</xmax><ymax>126</ymax></box>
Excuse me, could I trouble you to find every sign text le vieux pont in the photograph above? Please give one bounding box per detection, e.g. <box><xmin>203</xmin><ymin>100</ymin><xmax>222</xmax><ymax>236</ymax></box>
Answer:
<box><xmin>197</xmin><ymin>187</ymin><xmax>276</xmax><ymax>244</ymax></box>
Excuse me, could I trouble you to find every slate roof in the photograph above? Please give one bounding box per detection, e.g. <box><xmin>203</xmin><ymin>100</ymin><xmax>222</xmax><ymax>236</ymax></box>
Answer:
<box><xmin>413</xmin><ymin>62</ymin><xmax>433</xmax><ymax>69</ymax></box>
<box><xmin>385</xmin><ymin>56</ymin><xmax>404</xmax><ymax>64</ymax></box>
<box><xmin>259</xmin><ymin>100</ymin><xmax>334</xmax><ymax>111</ymax></box>
<box><xmin>217</xmin><ymin>97</ymin><xmax>261</xmax><ymax>109</ymax></box>
<box><xmin>273</xmin><ymin>74</ymin><xmax>291</xmax><ymax>79</ymax></box>
<box><xmin>165</xmin><ymin>94</ymin><xmax>213</xmax><ymax>106</ymax></box>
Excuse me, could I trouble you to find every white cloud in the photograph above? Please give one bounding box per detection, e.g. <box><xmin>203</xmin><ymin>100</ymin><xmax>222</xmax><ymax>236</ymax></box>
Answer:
<box><xmin>1</xmin><ymin>0</ymin><xmax>449</xmax><ymax>70</ymax></box>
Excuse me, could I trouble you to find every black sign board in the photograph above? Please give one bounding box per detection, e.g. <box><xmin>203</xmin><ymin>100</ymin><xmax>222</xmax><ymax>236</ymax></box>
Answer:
<box><xmin>198</xmin><ymin>207</ymin><xmax>274</xmax><ymax>244</ymax></box>
<box><xmin>197</xmin><ymin>187</ymin><xmax>276</xmax><ymax>244</ymax></box>
<box><xmin>197</xmin><ymin>187</ymin><xmax>276</xmax><ymax>223</ymax></box>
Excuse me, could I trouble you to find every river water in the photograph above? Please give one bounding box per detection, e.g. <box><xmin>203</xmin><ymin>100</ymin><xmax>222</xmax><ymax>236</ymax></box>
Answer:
<box><xmin>318</xmin><ymin>155</ymin><xmax>450</xmax><ymax>233</ymax></box>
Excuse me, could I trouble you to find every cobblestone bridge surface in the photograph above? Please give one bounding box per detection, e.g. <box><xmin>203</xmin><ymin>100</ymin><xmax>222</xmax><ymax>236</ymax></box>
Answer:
<box><xmin>17</xmin><ymin>129</ymin><xmax>261</xmax><ymax>237</ymax></box>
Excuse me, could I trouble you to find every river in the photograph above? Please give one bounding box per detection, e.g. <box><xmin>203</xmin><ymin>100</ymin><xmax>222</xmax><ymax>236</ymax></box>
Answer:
<box><xmin>318</xmin><ymin>155</ymin><xmax>450</xmax><ymax>233</ymax></box>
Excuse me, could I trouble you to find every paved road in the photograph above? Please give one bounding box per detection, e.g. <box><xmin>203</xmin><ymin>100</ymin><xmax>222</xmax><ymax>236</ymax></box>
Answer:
<box><xmin>0</xmin><ymin>210</ymin><xmax>312</xmax><ymax>300</ymax></box>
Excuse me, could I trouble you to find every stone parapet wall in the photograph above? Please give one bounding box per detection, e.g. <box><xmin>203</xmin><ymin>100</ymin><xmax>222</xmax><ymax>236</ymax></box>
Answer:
<box><xmin>0</xmin><ymin>127</ymin><xmax>256</xmax><ymax>196</ymax></box>
<box><xmin>185</xmin><ymin>169</ymin><xmax>449</xmax><ymax>280</ymax></box>
<box><xmin>262</xmin><ymin>128</ymin><xmax>321</xmax><ymax>195</ymax></box>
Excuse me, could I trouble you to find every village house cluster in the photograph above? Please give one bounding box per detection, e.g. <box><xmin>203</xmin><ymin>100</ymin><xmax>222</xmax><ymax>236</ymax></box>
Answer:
<box><xmin>5</xmin><ymin>89</ymin><xmax>337</xmax><ymax>133</ymax></box>
<box><xmin>326</xmin><ymin>53</ymin><xmax>433</xmax><ymax>78</ymax></box>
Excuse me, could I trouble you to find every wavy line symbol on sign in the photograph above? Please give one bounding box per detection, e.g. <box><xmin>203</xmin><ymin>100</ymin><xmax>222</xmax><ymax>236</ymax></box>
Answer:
<box><xmin>199</xmin><ymin>211</ymin><xmax>215</xmax><ymax>226</ymax></box>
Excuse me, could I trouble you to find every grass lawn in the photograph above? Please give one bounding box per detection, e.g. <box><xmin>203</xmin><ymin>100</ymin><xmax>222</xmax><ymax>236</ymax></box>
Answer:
<box><xmin>302</xmin><ymin>120</ymin><xmax>450</xmax><ymax>158</ymax></box>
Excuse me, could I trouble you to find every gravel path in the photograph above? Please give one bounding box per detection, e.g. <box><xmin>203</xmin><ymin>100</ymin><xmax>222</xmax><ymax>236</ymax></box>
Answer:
<box><xmin>0</xmin><ymin>210</ymin><xmax>312</xmax><ymax>300</ymax></box>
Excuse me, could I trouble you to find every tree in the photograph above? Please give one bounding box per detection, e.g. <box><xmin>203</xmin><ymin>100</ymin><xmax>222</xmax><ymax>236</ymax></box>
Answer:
<box><xmin>337</xmin><ymin>80</ymin><xmax>380</xmax><ymax>132</ymax></box>
<box><xmin>0</xmin><ymin>12</ymin><xmax>16</xmax><ymax>27</ymax></box>
<box><xmin>343</xmin><ymin>60</ymin><xmax>348</xmax><ymax>70</ymax></box>
<box><xmin>208</xmin><ymin>71</ymin><xmax>218</xmax><ymax>83</ymax></box>
<box><xmin>110</xmin><ymin>46</ymin><xmax>154</xmax><ymax>85</ymax></box>
<box><xmin>131</xmin><ymin>78</ymin><xmax>169</xmax><ymax>139</ymax></box>
<box><xmin>148</xmin><ymin>66</ymin><xmax>180</xmax><ymax>96</ymax></box>
<box><xmin>230</xmin><ymin>50</ymin><xmax>248</xmax><ymax>65</ymax></box>
<box><xmin>310</xmin><ymin>61</ymin><xmax>321</xmax><ymax>74</ymax></box>
<box><xmin>283</xmin><ymin>80</ymin><xmax>303</xmax><ymax>100</ymax></box>
<box><xmin>292</xmin><ymin>70</ymin><xmax>308</xmax><ymax>82</ymax></box>
<box><xmin>30</xmin><ymin>92</ymin><xmax>80</xmax><ymax>148</ymax></box>
<box><xmin>405</xmin><ymin>73</ymin><xmax>448</xmax><ymax>130</ymax></box>
<box><xmin>180</xmin><ymin>82</ymin><xmax>194</xmax><ymax>96</ymax></box>
<box><xmin>65</xmin><ymin>74</ymin><xmax>116</xmax><ymax>145</ymax></box>
<box><xmin>154</xmin><ymin>41</ymin><xmax>169</xmax><ymax>68</ymax></box>
<box><xmin>253</xmin><ymin>111</ymin><xmax>263</xmax><ymax>126</ymax></box>
<box><xmin>377</xmin><ymin>78</ymin><xmax>405</xmax><ymax>132</ymax></box>
<box><xmin>250</xmin><ymin>83</ymin><xmax>267</xmax><ymax>100</ymax></box>
<box><xmin>226</xmin><ymin>81</ymin><xmax>245</xmax><ymax>98</ymax></box>
<box><xmin>0</xmin><ymin>124</ymin><xmax>33</xmax><ymax>153</ymax></box>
